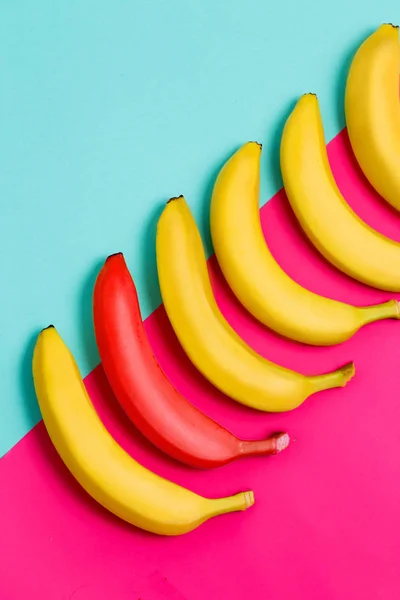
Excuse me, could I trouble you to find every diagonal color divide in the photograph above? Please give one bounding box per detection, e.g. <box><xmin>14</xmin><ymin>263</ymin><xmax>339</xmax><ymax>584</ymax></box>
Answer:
<box><xmin>1</xmin><ymin>130</ymin><xmax>400</xmax><ymax>599</ymax></box>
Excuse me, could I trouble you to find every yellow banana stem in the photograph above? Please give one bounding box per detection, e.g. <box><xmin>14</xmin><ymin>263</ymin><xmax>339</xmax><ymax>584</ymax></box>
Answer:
<box><xmin>207</xmin><ymin>492</ymin><xmax>255</xmax><ymax>518</ymax></box>
<box><xmin>308</xmin><ymin>362</ymin><xmax>355</xmax><ymax>394</ymax></box>
<box><xmin>358</xmin><ymin>299</ymin><xmax>400</xmax><ymax>324</ymax></box>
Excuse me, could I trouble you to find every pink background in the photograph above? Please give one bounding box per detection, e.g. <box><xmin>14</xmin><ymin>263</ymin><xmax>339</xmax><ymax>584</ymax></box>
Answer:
<box><xmin>1</xmin><ymin>130</ymin><xmax>400</xmax><ymax>599</ymax></box>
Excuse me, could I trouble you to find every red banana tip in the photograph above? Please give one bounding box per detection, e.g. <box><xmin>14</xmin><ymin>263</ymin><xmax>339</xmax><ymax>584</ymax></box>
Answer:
<box><xmin>106</xmin><ymin>252</ymin><xmax>124</xmax><ymax>262</ymax></box>
<box><xmin>274</xmin><ymin>432</ymin><xmax>290</xmax><ymax>453</ymax></box>
<box><xmin>239</xmin><ymin>432</ymin><xmax>290</xmax><ymax>457</ymax></box>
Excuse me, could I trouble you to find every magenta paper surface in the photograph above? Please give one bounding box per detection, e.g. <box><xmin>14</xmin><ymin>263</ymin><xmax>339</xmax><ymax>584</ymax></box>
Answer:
<box><xmin>1</xmin><ymin>130</ymin><xmax>400</xmax><ymax>599</ymax></box>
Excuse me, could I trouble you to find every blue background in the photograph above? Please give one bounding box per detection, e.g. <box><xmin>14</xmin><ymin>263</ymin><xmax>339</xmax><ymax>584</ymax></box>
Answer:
<box><xmin>1</xmin><ymin>0</ymin><xmax>398</xmax><ymax>457</ymax></box>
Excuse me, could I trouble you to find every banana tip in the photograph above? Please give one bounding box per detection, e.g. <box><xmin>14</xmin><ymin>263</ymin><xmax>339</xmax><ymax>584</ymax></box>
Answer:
<box><xmin>275</xmin><ymin>432</ymin><xmax>290</xmax><ymax>453</ymax></box>
<box><xmin>243</xmin><ymin>491</ymin><xmax>255</xmax><ymax>509</ymax></box>
<box><xmin>167</xmin><ymin>195</ymin><xmax>184</xmax><ymax>205</ymax></box>
<box><xmin>340</xmin><ymin>361</ymin><xmax>356</xmax><ymax>386</ymax></box>
<box><xmin>42</xmin><ymin>324</ymin><xmax>55</xmax><ymax>332</ymax></box>
<box><xmin>106</xmin><ymin>252</ymin><xmax>124</xmax><ymax>261</ymax></box>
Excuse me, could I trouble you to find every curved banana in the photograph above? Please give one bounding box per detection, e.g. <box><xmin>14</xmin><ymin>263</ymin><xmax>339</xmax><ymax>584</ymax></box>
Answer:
<box><xmin>156</xmin><ymin>196</ymin><xmax>355</xmax><ymax>413</ymax></box>
<box><xmin>32</xmin><ymin>326</ymin><xmax>254</xmax><ymax>535</ymax></box>
<box><xmin>280</xmin><ymin>93</ymin><xmax>400</xmax><ymax>291</ymax></box>
<box><xmin>210</xmin><ymin>142</ymin><xmax>400</xmax><ymax>345</ymax></box>
<box><xmin>93</xmin><ymin>253</ymin><xmax>290</xmax><ymax>468</ymax></box>
<box><xmin>345</xmin><ymin>24</ymin><xmax>400</xmax><ymax>211</ymax></box>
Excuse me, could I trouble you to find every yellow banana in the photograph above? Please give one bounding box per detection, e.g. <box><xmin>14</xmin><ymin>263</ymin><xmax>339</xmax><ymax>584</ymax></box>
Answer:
<box><xmin>156</xmin><ymin>196</ymin><xmax>355</xmax><ymax>413</ymax></box>
<box><xmin>345</xmin><ymin>24</ymin><xmax>400</xmax><ymax>211</ymax></box>
<box><xmin>32</xmin><ymin>326</ymin><xmax>254</xmax><ymax>535</ymax></box>
<box><xmin>210</xmin><ymin>142</ymin><xmax>400</xmax><ymax>345</ymax></box>
<box><xmin>280</xmin><ymin>93</ymin><xmax>400</xmax><ymax>291</ymax></box>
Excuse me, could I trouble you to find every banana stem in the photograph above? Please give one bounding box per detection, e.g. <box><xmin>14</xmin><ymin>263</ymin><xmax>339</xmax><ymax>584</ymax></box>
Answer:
<box><xmin>359</xmin><ymin>299</ymin><xmax>400</xmax><ymax>324</ymax></box>
<box><xmin>207</xmin><ymin>491</ymin><xmax>255</xmax><ymax>517</ymax></box>
<box><xmin>308</xmin><ymin>362</ymin><xmax>355</xmax><ymax>394</ymax></box>
<box><xmin>239</xmin><ymin>432</ymin><xmax>290</xmax><ymax>457</ymax></box>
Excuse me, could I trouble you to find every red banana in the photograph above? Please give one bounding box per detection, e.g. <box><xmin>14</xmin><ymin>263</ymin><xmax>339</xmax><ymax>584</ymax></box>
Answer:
<box><xmin>93</xmin><ymin>253</ymin><xmax>289</xmax><ymax>468</ymax></box>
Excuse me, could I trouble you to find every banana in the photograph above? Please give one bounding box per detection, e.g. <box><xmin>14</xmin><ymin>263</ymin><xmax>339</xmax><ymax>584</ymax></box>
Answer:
<box><xmin>210</xmin><ymin>142</ymin><xmax>400</xmax><ymax>345</ymax></box>
<box><xmin>280</xmin><ymin>93</ymin><xmax>400</xmax><ymax>291</ymax></box>
<box><xmin>93</xmin><ymin>252</ymin><xmax>290</xmax><ymax>468</ymax></box>
<box><xmin>345</xmin><ymin>24</ymin><xmax>400</xmax><ymax>211</ymax></box>
<box><xmin>156</xmin><ymin>196</ymin><xmax>355</xmax><ymax>413</ymax></box>
<box><xmin>32</xmin><ymin>326</ymin><xmax>255</xmax><ymax>535</ymax></box>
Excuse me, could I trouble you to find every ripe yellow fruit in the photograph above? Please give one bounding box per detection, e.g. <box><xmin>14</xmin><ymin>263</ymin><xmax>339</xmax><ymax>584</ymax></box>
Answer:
<box><xmin>32</xmin><ymin>326</ymin><xmax>255</xmax><ymax>535</ymax></box>
<box><xmin>345</xmin><ymin>24</ymin><xmax>400</xmax><ymax>211</ymax></box>
<box><xmin>156</xmin><ymin>196</ymin><xmax>355</xmax><ymax>413</ymax></box>
<box><xmin>210</xmin><ymin>141</ymin><xmax>399</xmax><ymax>345</ymax></box>
<box><xmin>281</xmin><ymin>93</ymin><xmax>400</xmax><ymax>291</ymax></box>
